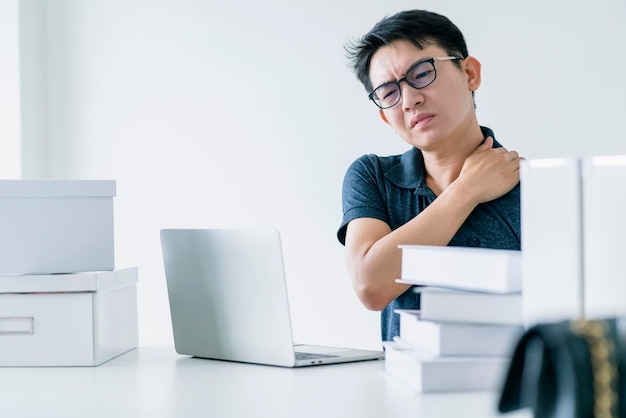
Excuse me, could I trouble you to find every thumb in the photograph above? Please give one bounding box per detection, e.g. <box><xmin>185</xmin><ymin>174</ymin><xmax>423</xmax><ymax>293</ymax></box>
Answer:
<box><xmin>480</xmin><ymin>136</ymin><xmax>494</xmax><ymax>149</ymax></box>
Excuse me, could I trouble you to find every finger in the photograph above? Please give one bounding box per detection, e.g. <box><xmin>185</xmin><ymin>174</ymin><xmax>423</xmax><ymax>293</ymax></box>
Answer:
<box><xmin>506</xmin><ymin>150</ymin><xmax>520</xmax><ymax>162</ymax></box>
<box><xmin>480</xmin><ymin>136</ymin><xmax>494</xmax><ymax>149</ymax></box>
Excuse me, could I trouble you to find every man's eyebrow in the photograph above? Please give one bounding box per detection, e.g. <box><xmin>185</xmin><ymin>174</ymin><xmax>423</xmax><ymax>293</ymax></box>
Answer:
<box><xmin>371</xmin><ymin>56</ymin><xmax>435</xmax><ymax>91</ymax></box>
<box><xmin>408</xmin><ymin>57</ymin><xmax>433</xmax><ymax>68</ymax></box>
<box><xmin>394</xmin><ymin>57</ymin><xmax>433</xmax><ymax>82</ymax></box>
<box><xmin>383</xmin><ymin>57</ymin><xmax>433</xmax><ymax>83</ymax></box>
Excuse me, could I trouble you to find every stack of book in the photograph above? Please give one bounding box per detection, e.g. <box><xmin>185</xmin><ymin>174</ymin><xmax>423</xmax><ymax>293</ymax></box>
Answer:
<box><xmin>385</xmin><ymin>245</ymin><xmax>524</xmax><ymax>393</ymax></box>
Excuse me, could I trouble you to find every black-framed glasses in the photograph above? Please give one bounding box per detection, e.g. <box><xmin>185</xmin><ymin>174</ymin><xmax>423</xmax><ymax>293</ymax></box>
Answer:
<box><xmin>368</xmin><ymin>56</ymin><xmax>463</xmax><ymax>109</ymax></box>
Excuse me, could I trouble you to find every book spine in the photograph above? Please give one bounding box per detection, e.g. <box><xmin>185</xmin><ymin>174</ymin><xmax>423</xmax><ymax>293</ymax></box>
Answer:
<box><xmin>400</xmin><ymin>247</ymin><xmax>520</xmax><ymax>293</ymax></box>
<box><xmin>582</xmin><ymin>156</ymin><xmax>626</xmax><ymax>318</ymax></box>
<box><xmin>521</xmin><ymin>158</ymin><xmax>583</xmax><ymax>325</ymax></box>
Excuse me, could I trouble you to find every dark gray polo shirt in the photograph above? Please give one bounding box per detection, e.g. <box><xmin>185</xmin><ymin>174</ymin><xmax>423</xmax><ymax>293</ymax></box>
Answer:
<box><xmin>337</xmin><ymin>126</ymin><xmax>521</xmax><ymax>342</ymax></box>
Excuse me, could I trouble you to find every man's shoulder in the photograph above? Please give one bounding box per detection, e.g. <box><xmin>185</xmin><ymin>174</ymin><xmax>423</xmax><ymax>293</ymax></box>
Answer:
<box><xmin>349</xmin><ymin>149</ymin><xmax>415</xmax><ymax>171</ymax></box>
<box><xmin>346</xmin><ymin>148</ymin><xmax>424</xmax><ymax>190</ymax></box>
<box><xmin>352</xmin><ymin>152</ymin><xmax>404</xmax><ymax>164</ymax></box>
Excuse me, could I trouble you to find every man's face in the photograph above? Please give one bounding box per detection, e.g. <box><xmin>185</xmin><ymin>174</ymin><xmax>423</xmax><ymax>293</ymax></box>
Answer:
<box><xmin>368</xmin><ymin>39</ymin><xmax>479</xmax><ymax>152</ymax></box>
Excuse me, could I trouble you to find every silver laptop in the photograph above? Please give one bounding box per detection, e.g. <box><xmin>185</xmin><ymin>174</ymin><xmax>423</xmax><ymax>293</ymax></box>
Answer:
<box><xmin>160</xmin><ymin>228</ymin><xmax>384</xmax><ymax>367</ymax></box>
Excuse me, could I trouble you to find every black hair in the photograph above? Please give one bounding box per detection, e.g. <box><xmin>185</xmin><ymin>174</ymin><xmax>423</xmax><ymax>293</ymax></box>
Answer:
<box><xmin>345</xmin><ymin>10</ymin><xmax>469</xmax><ymax>93</ymax></box>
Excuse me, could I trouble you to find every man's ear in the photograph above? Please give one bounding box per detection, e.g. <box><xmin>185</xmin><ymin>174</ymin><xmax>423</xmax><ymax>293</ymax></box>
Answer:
<box><xmin>379</xmin><ymin>109</ymin><xmax>390</xmax><ymax>125</ymax></box>
<box><xmin>464</xmin><ymin>56</ymin><xmax>482</xmax><ymax>92</ymax></box>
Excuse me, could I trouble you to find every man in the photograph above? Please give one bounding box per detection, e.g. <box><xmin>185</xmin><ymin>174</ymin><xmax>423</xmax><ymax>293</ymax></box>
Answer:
<box><xmin>337</xmin><ymin>10</ymin><xmax>521</xmax><ymax>341</ymax></box>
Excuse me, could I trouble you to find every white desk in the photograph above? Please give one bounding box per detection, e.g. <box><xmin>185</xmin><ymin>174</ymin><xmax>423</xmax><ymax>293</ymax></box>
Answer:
<box><xmin>0</xmin><ymin>347</ymin><xmax>531</xmax><ymax>418</ymax></box>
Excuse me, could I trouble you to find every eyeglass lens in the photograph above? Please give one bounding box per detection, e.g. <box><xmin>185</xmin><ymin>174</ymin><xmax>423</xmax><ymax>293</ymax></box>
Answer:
<box><xmin>371</xmin><ymin>60</ymin><xmax>436</xmax><ymax>109</ymax></box>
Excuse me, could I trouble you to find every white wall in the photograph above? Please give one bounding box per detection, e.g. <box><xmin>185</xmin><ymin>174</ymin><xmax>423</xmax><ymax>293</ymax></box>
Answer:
<box><xmin>17</xmin><ymin>0</ymin><xmax>626</xmax><ymax>349</ymax></box>
<box><xmin>0</xmin><ymin>0</ymin><xmax>21</xmax><ymax>178</ymax></box>
<box><xmin>19</xmin><ymin>0</ymin><xmax>48</xmax><ymax>178</ymax></box>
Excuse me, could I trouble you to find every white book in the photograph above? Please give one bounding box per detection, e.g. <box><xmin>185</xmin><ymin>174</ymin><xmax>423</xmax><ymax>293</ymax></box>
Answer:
<box><xmin>414</xmin><ymin>287</ymin><xmax>523</xmax><ymax>325</ymax></box>
<box><xmin>582</xmin><ymin>155</ymin><xmax>626</xmax><ymax>318</ymax></box>
<box><xmin>396</xmin><ymin>310</ymin><xmax>523</xmax><ymax>357</ymax></box>
<box><xmin>397</xmin><ymin>245</ymin><xmax>521</xmax><ymax>293</ymax></box>
<box><xmin>520</xmin><ymin>158</ymin><xmax>583</xmax><ymax>326</ymax></box>
<box><xmin>383</xmin><ymin>339</ymin><xmax>510</xmax><ymax>393</ymax></box>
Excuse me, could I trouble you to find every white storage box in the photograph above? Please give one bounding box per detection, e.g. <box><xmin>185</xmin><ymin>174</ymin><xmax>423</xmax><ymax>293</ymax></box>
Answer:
<box><xmin>0</xmin><ymin>180</ymin><xmax>115</xmax><ymax>275</ymax></box>
<box><xmin>0</xmin><ymin>267</ymin><xmax>138</xmax><ymax>366</ymax></box>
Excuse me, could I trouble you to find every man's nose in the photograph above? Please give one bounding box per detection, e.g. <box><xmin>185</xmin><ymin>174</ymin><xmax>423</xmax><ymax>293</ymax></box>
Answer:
<box><xmin>400</xmin><ymin>82</ymin><xmax>423</xmax><ymax>110</ymax></box>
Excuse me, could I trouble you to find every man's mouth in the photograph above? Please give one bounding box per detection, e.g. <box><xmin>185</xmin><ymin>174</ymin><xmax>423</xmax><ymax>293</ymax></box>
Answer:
<box><xmin>411</xmin><ymin>114</ymin><xmax>435</xmax><ymax>128</ymax></box>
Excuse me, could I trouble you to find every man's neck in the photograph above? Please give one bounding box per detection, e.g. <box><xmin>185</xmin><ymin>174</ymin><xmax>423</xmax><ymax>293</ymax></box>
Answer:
<box><xmin>422</xmin><ymin>123</ymin><xmax>485</xmax><ymax>195</ymax></box>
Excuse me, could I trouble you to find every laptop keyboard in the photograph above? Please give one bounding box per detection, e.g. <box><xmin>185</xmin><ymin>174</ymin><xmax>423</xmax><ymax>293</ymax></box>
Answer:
<box><xmin>295</xmin><ymin>352</ymin><xmax>339</xmax><ymax>360</ymax></box>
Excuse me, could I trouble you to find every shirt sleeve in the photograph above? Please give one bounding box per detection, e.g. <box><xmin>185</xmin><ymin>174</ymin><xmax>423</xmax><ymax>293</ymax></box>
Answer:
<box><xmin>336</xmin><ymin>155</ymin><xmax>390</xmax><ymax>245</ymax></box>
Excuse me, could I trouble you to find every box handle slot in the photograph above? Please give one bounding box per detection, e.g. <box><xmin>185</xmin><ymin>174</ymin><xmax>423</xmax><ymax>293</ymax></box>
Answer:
<box><xmin>0</xmin><ymin>317</ymin><xmax>34</xmax><ymax>335</ymax></box>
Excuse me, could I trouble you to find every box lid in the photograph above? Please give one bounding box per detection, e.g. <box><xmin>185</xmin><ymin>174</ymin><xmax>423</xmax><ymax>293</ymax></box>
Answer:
<box><xmin>0</xmin><ymin>180</ymin><xmax>116</xmax><ymax>197</ymax></box>
<box><xmin>0</xmin><ymin>267</ymin><xmax>137</xmax><ymax>294</ymax></box>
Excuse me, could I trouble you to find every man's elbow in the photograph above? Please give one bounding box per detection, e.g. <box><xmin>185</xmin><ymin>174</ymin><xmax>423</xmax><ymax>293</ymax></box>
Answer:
<box><xmin>353</xmin><ymin>280</ymin><xmax>391</xmax><ymax>312</ymax></box>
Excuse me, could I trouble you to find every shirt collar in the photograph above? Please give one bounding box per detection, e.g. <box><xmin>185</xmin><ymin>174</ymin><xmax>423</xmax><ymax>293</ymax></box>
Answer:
<box><xmin>384</xmin><ymin>126</ymin><xmax>500</xmax><ymax>190</ymax></box>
